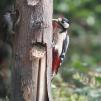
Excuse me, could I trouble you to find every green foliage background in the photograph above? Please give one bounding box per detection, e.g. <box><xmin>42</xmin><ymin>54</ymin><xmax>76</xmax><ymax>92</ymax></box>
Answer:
<box><xmin>52</xmin><ymin>0</ymin><xmax>101</xmax><ymax>101</ymax></box>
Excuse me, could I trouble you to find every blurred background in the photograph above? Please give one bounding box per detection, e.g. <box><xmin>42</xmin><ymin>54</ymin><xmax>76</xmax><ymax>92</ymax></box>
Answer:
<box><xmin>52</xmin><ymin>0</ymin><xmax>101</xmax><ymax>101</ymax></box>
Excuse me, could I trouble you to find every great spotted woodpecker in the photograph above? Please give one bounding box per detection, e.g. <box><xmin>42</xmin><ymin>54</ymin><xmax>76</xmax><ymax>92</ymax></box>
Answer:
<box><xmin>52</xmin><ymin>17</ymin><xmax>70</xmax><ymax>76</ymax></box>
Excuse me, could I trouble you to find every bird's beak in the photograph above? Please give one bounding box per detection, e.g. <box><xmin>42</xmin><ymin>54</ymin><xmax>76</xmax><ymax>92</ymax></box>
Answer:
<box><xmin>52</xmin><ymin>19</ymin><xmax>58</xmax><ymax>22</ymax></box>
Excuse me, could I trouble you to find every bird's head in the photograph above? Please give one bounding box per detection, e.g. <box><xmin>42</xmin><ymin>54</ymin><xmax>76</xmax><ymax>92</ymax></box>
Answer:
<box><xmin>57</xmin><ymin>17</ymin><xmax>70</xmax><ymax>29</ymax></box>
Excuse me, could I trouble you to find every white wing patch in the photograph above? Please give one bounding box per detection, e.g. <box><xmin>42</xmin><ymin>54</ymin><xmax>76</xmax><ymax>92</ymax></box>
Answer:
<box><xmin>55</xmin><ymin>31</ymin><xmax>67</xmax><ymax>55</ymax></box>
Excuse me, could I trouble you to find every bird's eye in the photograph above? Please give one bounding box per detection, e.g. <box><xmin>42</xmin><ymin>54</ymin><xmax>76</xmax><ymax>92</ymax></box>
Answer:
<box><xmin>63</xmin><ymin>21</ymin><xmax>66</xmax><ymax>23</ymax></box>
<box><xmin>61</xmin><ymin>20</ymin><xmax>65</xmax><ymax>23</ymax></box>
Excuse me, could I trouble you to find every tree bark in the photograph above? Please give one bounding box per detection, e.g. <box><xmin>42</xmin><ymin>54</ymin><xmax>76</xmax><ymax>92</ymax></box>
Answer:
<box><xmin>11</xmin><ymin>0</ymin><xmax>53</xmax><ymax>101</ymax></box>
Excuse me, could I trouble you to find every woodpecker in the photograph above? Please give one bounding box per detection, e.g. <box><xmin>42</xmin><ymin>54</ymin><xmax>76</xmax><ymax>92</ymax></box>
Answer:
<box><xmin>52</xmin><ymin>17</ymin><xmax>70</xmax><ymax>76</ymax></box>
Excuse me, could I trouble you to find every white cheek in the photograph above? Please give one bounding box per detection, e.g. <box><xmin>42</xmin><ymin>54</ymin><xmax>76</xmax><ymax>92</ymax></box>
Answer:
<box><xmin>64</xmin><ymin>23</ymin><xmax>69</xmax><ymax>28</ymax></box>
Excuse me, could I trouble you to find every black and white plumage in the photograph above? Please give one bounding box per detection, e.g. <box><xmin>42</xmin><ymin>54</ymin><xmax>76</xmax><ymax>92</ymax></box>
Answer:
<box><xmin>60</xmin><ymin>34</ymin><xmax>69</xmax><ymax>64</ymax></box>
<box><xmin>52</xmin><ymin>17</ymin><xmax>70</xmax><ymax>76</ymax></box>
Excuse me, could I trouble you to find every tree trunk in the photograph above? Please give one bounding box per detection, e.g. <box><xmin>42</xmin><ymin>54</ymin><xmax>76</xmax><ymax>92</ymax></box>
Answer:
<box><xmin>11</xmin><ymin>0</ymin><xmax>53</xmax><ymax>101</ymax></box>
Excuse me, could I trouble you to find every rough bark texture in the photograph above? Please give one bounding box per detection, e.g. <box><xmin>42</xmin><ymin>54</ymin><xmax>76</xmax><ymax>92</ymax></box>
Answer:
<box><xmin>11</xmin><ymin>0</ymin><xmax>53</xmax><ymax>101</ymax></box>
